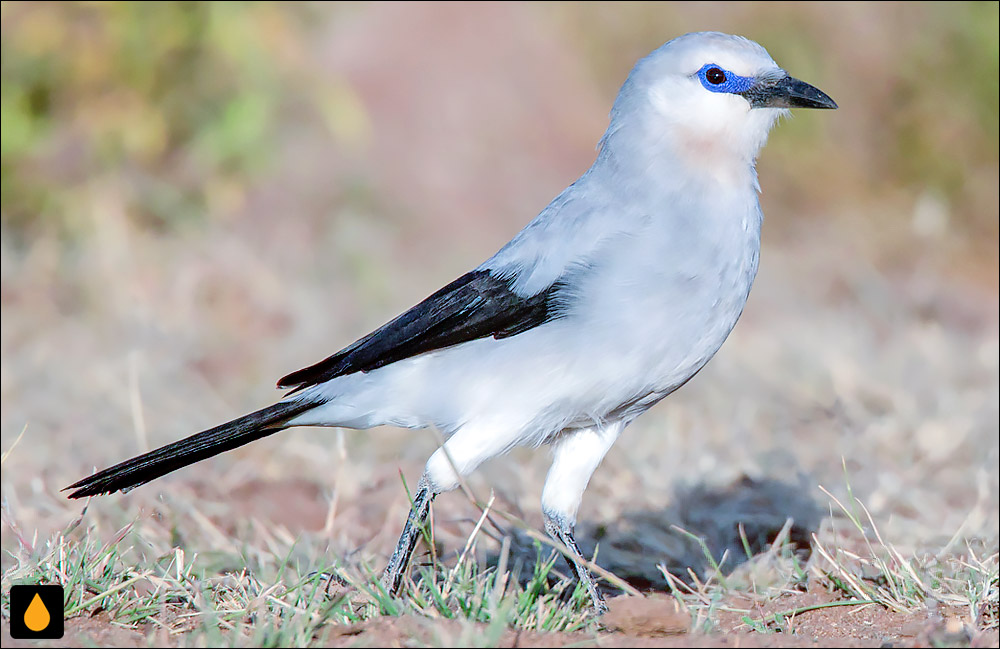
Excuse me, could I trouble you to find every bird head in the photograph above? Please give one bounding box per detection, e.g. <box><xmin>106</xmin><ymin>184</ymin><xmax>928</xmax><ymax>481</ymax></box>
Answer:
<box><xmin>603</xmin><ymin>32</ymin><xmax>836</xmax><ymax>183</ymax></box>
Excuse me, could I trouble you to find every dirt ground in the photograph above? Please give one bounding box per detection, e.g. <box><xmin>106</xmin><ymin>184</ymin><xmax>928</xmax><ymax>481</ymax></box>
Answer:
<box><xmin>3</xmin><ymin>592</ymin><xmax>997</xmax><ymax>648</ymax></box>
<box><xmin>2</xmin><ymin>3</ymin><xmax>998</xmax><ymax>647</ymax></box>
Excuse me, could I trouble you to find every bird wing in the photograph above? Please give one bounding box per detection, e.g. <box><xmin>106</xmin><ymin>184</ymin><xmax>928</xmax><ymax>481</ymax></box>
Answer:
<box><xmin>277</xmin><ymin>269</ymin><xmax>564</xmax><ymax>392</ymax></box>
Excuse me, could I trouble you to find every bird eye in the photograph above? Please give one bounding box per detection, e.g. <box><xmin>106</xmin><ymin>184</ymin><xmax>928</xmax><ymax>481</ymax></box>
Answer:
<box><xmin>706</xmin><ymin>67</ymin><xmax>727</xmax><ymax>85</ymax></box>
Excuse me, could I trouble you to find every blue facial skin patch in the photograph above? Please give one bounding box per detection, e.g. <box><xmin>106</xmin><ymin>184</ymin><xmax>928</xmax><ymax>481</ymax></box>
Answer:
<box><xmin>696</xmin><ymin>63</ymin><xmax>755</xmax><ymax>95</ymax></box>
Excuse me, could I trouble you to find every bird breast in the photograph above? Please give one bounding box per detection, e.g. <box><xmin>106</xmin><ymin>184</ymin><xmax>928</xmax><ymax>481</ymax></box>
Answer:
<box><xmin>580</xmin><ymin>190</ymin><xmax>760</xmax><ymax>374</ymax></box>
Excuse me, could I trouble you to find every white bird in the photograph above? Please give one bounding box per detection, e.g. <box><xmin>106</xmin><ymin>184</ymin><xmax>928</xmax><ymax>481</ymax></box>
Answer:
<box><xmin>67</xmin><ymin>32</ymin><xmax>836</xmax><ymax>612</ymax></box>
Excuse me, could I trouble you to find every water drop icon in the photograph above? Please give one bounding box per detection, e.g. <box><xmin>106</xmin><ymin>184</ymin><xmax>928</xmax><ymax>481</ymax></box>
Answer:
<box><xmin>24</xmin><ymin>592</ymin><xmax>51</xmax><ymax>632</ymax></box>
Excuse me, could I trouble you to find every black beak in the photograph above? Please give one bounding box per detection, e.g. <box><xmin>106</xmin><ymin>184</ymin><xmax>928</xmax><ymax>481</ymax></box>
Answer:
<box><xmin>742</xmin><ymin>75</ymin><xmax>838</xmax><ymax>110</ymax></box>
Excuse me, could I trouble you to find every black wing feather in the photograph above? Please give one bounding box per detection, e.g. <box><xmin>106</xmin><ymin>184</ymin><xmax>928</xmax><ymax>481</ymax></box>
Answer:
<box><xmin>278</xmin><ymin>270</ymin><xmax>562</xmax><ymax>391</ymax></box>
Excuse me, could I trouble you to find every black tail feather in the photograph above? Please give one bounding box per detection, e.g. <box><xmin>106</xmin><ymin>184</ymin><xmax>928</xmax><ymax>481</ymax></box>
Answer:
<box><xmin>64</xmin><ymin>400</ymin><xmax>313</xmax><ymax>499</ymax></box>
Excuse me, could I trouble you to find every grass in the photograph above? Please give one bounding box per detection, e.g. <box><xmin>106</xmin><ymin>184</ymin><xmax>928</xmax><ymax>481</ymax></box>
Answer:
<box><xmin>647</xmin><ymin>468</ymin><xmax>999</xmax><ymax>638</ymax></box>
<box><xmin>1</xmin><ymin>3</ymin><xmax>997</xmax><ymax>646</ymax></box>
<box><xmin>2</xmin><ymin>505</ymin><xmax>595</xmax><ymax>645</ymax></box>
<box><xmin>808</xmin><ymin>481</ymin><xmax>1000</xmax><ymax>623</ymax></box>
<box><xmin>3</xmin><ymin>463</ymin><xmax>997</xmax><ymax>646</ymax></box>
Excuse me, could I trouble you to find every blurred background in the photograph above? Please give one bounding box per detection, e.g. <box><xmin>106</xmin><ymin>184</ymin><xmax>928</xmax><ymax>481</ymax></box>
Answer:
<box><xmin>2</xmin><ymin>2</ymin><xmax>997</xmax><ymax>578</ymax></box>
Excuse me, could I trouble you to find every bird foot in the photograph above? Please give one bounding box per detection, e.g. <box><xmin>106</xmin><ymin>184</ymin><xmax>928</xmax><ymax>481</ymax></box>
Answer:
<box><xmin>544</xmin><ymin>511</ymin><xmax>608</xmax><ymax>614</ymax></box>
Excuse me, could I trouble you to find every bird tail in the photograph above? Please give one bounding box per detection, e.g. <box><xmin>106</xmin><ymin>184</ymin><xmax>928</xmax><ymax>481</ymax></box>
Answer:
<box><xmin>64</xmin><ymin>400</ymin><xmax>314</xmax><ymax>499</ymax></box>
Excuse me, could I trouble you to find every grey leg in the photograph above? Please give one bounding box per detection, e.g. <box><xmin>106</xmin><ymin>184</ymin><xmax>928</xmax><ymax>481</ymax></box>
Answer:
<box><xmin>540</xmin><ymin>423</ymin><xmax>623</xmax><ymax>613</ymax></box>
<box><xmin>381</xmin><ymin>425</ymin><xmax>514</xmax><ymax>598</ymax></box>
<box><xmin>380</xmin><ymin>477</ymin><xmax>435</xmax><ymax>596</ymax></box>
<box><xmin>544</xmin><ymin>510</ymin><xmax>608</xmax><ymax>613</ymax></box>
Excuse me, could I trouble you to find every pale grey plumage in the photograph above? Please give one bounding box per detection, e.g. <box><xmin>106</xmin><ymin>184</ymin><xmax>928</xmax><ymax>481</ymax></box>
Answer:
<box><xmin>67</xmin><ymin>32</ymin><xmax>836</xmax><ymax>612</ymax></box>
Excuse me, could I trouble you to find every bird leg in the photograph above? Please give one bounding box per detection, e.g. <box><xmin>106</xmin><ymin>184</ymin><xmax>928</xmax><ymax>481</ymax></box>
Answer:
<box><xmin>539</xmin><ymin>423</ymin><xmax>622</xmax><ymax>613</ymax></box>
<box><xmin>380</xmin><ymin>477</ymin><xmax>435</xmax><ymax>596</ymax></box>
<box><xmin>544</xmin><ymin>510</ymin><xmax>608</xmax><ymax>613</ymax></box>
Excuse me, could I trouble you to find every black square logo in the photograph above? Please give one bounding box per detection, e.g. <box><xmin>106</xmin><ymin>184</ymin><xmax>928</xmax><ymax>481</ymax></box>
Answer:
<box><xmin>9</xmin><ymin>584</ymin><xmax>64</xmax><ymax>639</ymax></box>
